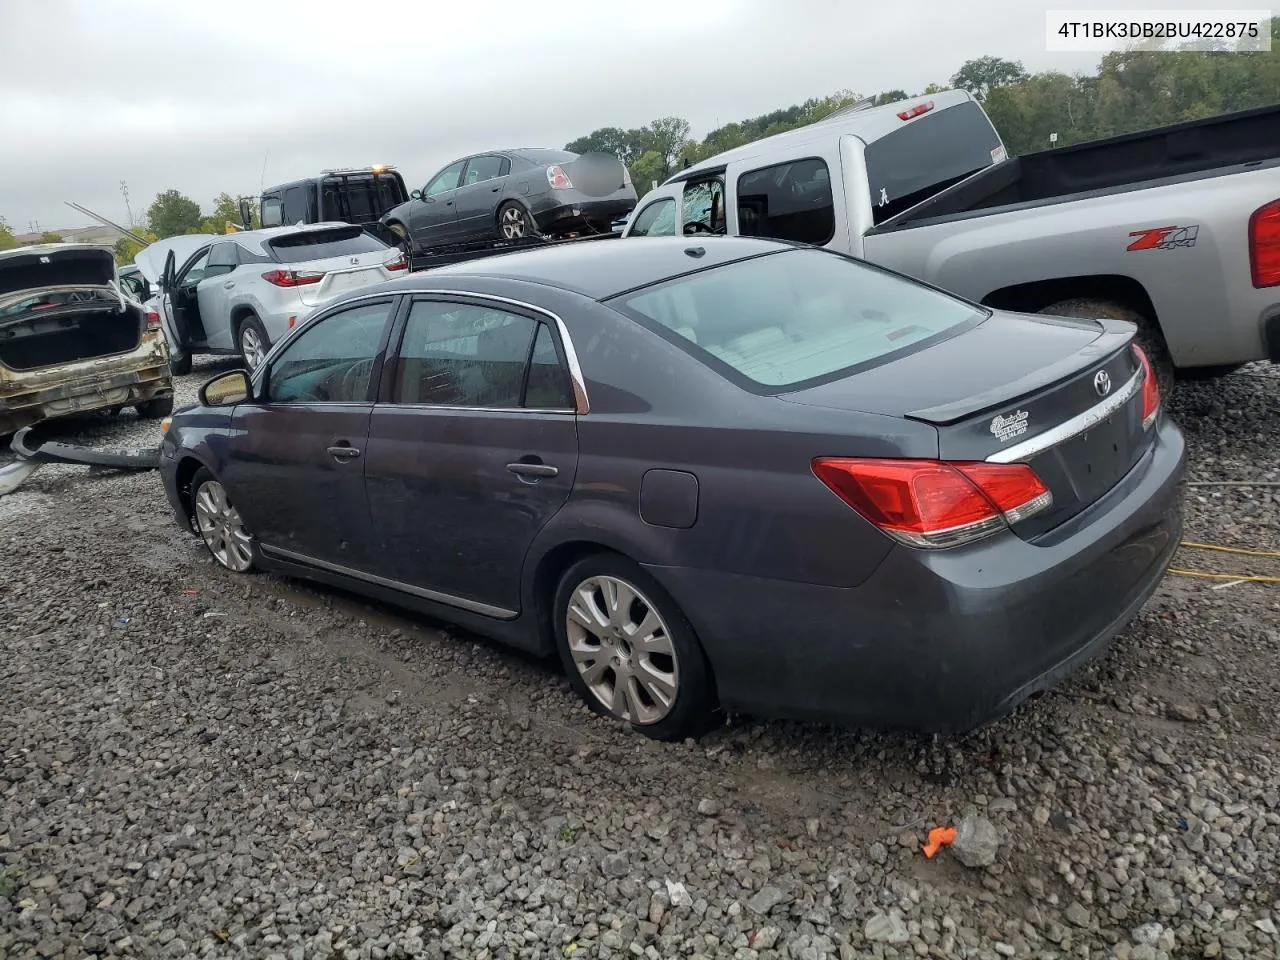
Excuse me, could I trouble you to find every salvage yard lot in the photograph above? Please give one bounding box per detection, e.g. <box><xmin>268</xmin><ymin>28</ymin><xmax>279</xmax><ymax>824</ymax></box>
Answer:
<box><xmin>1</xmin><ymin>362</ymin><xmax>1278</xmax><ymax>960</ymax></box>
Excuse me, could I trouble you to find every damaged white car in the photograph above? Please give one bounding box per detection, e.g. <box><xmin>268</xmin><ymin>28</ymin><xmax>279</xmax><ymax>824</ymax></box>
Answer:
<box><xmin>0</xmin><ymin>243</ymin><xmax>174</xmax><ymax>436</ymax></box>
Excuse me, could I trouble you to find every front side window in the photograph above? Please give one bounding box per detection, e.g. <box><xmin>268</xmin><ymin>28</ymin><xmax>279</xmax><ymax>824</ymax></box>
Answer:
<box><xmin>611</xmin><ymin>249</ymin><xmax>984</xmax><ymax>389</ymax></box>
<box><xmin>424</xmin><ymin>161</ymin><xmax>466</xmax><ymax>197</ymax></box>
<box><xmin>629</xmin><ymin>199</ymin><xmax>676</xmax><ymax>237</ymax></box>
<box><xmin>736</xmin><ymin>158</ymin><xmax>835</xmax><ymax>245</ymax></box>
<box><xmin>266</xmin><ymin>300</ymin><xmax>392</xmax><ymax>403</ymax></box>
<box><xmin>393</xmin><ymin>300</ymin><xmax>571</xmax><ymax>409</ymax></box>
<box><xmin>463</xmin><ymin>155</ymin><xmax>509</xmax><ymax>185</ymax></box>
<box><xmin>681</xmin><ymin>178</ymin><xmax>725</xmax><ymax>234</ymax></box>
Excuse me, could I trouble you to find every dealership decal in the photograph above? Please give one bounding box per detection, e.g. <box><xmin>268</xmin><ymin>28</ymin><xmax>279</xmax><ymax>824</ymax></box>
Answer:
<box><xmin>1126</xmin><ymin>224</ymin><xmax>1199</xmax><ymax>252</ymax></box>
<box><xmin>990</xmin><ymin>410</ymin><xmax>1030</xmax><ymax>443</ymax></box>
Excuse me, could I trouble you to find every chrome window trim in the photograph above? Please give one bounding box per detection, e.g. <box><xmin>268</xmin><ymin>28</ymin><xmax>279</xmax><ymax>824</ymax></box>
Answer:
<box><xmin>253</xmin><ymin>288</ymin><xmax>590</xmax><ymax>414</ymax></box>
<box><xmin>985</xmin><ymin>366</ymin><xmax>1143</xmax><ymax>465</ymax></box>
<box><xmin>259</xmin><ymin>543</ymin><xmax>518</xmax><ymax>620</ymax></box>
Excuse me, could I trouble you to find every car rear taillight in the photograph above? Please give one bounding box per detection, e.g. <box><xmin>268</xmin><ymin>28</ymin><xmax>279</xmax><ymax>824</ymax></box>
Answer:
<box><xmin>385</xmin><ymin>254</ymin><xmax>408</xmax><ymax>271</ymax></box>
<box><xmin>812</xmin><ymin>457</ymin><xmax>1053</xmax><ymax>548</ymax></box>
<box><xmin>1248</xmin><ymin>197</ymin><xmax>1280</xmax><ymax>288</ymax></box>
<box><xmin>547</xmin><ymin>165</ymin><xmax>574</xmax><ymax>190</ymax></box>
<box><xmin>1132</xmin><ymin>343</ymin><xmax>1161</xmax><ymax>430</ymax></box>
<box><xmin>261</xmin><ymin>269</ymin><xmax>324</xmax><ymax>287</ymax></box>
<box><xmin>145</xmin><ymin>309</ymin><xmax>161</xmax><ymax>330</ymax></box>
<box><xmin>897</xmin><ymin>100</ymin><xmax>934</xmax><ymax>121</ymax></box>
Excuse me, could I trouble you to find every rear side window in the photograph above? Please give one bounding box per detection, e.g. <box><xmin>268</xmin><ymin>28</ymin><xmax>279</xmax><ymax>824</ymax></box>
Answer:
<box><xmin>611</xmin><ymin>249</ymin><xmax>983</xmax><ymax>390</ymax></box>
<box><xmin>629</xmin><ymin>199</ymin><xmax>676</xmax><ymax>237</ymax></box>
<box><xmin>266</xmin><ymin>228</ymin><xmax>389</xmax><ymax>263</ymax></box>
<box><xmin>394</xmin><ymin>301</ymin><xmax>560</xmax><ymax>408</ymax></box>
<box><xmin>736</xmin><ymin>158</ymin><xmax>834</xmax><ymax>245</ymax></box>
<box><xmin>864</xmin><ymin>101</ymin><xmax>1003</xmax><ymax>224</ymax></box>
<box><xmin>261</xmin><ymin>196</ymin><xmax>283</xmax><ymax>228</ymax></box>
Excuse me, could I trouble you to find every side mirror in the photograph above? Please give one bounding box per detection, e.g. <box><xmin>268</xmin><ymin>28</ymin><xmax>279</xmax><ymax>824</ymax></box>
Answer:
<box><xmin>410</xmin><ymin>189</ymin><xmax>422</xmax><ymax>200</ymax></box>
<box><xmin>199</xmin><ymin>369</ymin><xmax>252</xmax><ymax>407</ymax></box>
<box><xmin>238</xmin><ymin>198</ymin><xmax>253</xmax><ymax>229</ymax></box>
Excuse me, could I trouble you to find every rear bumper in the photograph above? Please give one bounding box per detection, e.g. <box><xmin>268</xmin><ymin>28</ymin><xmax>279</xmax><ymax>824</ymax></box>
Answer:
<box><xmin>0</xmin><ymin>338</ymin><xmax>172</xmax><ymax>435</ymax></box>
<box><xmin>533</xmin><ymin>197</ymin><xmax>637</xmax><ymax>234</ymax></box>
<box><xmin>645</xmin><ymin>418</ymin><xmax>1187</xmax><ymax>734</ymax></box>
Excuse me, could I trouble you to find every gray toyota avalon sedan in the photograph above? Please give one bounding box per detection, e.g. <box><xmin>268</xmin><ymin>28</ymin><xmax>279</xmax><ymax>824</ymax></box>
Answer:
<box><xmin>158</xmin><ymin>236</ymin><xmax>1185</xmax><ymax>741</ymax></box>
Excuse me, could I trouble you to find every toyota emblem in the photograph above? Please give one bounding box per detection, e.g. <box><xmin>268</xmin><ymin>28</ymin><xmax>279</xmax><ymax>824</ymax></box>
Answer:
<box><xmin>1093</xmin><ymin>370</ymin><xmax>1112</xmax><ymax>397</ymax></box>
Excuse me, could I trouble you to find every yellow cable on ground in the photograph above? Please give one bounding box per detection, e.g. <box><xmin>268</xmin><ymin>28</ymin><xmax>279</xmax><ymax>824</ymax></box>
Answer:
<box><xmin>1167</xmin><ymin>540</ymin><xmax>1280</xmax><ymax>584</ymax></box>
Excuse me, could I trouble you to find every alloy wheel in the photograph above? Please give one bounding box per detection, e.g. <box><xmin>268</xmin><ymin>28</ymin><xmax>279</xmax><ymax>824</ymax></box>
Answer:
<box><xmin>240</xmin><ymin>325</ymin><xmax>265</xmax><ymax>370</ymax></box>
<box><xmin>193</xmin><ymin>479</ymin><xmax>254</xmax><ymax>572</ymax></box>
<box><xmin>501</xmin><ymin>206</ymin><xmax>529</xmax><ymax>240</ymax></box>
<box><xmin>565</xmin><ymin>575</ymin><xmax>679</xmax><ymax>724</ymax></box>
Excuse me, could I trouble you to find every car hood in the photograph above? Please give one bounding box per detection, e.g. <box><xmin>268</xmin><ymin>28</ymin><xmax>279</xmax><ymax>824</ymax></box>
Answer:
<box><xmin>0</xmin><ymin>244</ymin><xmax>117</xmax><ymax>300</ymax></box>
<box><xmin>134</xmin><ymin>234</ymin><xmax>212</xmax><ymax>284</ymax></box>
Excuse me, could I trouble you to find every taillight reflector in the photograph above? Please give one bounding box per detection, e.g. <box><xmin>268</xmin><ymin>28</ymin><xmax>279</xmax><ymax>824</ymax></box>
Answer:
<box><xmin>288</xmin><ymin>316</ymin><xmax>297</xmax><ymax>329</ymax></box>
<box><xmin>1131</xmin><ymin>343</ymin><xmax>1161</xmax><ymax>429</ymax></box>
<box><xmin>812</xmin><ymin>457</ymin><xmax>1052</xmax><ymax>548</ymax></box>
<box><xmin>145</xmin><ymin>309</ymin><xmax>161</xmax><ymax>330</ymax></box>
<box><xmin>385</xmin><ymin>254</ymin><xmax>408</xmax><ymax>271</ymax></box>
<box><xmin>1248</xmin><ymin>197</ymin><xmax>1280</xmax><ymax>288</ymax></box>
<box><xmin>262</xmin><ymin>269</ymin><xmax>324</xmax><ymax>287</ymax></box>
<box><xmin>547</xmin><ymin>165</ymin><xmax>574</xmax><ymax>190</ymax></box>
<box><xmin>897</xmin><ymin>100</ymin><xmax>934</xmax><ymax>121</ymax></box>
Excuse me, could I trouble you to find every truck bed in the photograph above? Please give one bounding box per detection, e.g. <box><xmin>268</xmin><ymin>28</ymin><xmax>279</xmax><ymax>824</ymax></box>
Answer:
<box><xmin>872</xmin><ymin>102</ymin><xmax>1280</xmax><ymax>232</ymax></box>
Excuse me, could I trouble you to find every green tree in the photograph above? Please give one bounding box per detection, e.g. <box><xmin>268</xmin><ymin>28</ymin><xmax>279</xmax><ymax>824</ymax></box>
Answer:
<box><xmin>146</xmin><ymin>189</ymin><xmax>203</xmax><ymax>239</ymax></box>
<box><xmin>565</xmin><ymin>127</ymin><xmax>635</xmax><ymax>162</ymax></box>
<box><xmin>114</xmin><ymin>229</ymin><xmax>159</xmax><ymax>266</ymax></box>
<box><xmin>0</xmin><ymin>217</ymin><xmax>18</xmax><ymax>251</ymax></box>
<box><xmin>628</xmin><ymin>151</ymin><xmax>667</xmax><ymax>196</ymax></box>
<box><xmin>950</xmin><ymin>56</ymin><xmax>1029</xmax><ymax>100</ymax></box>
<box><xmin>39</xmin><ymin>231</ymin><xmax>63</xmax><ymax>243</ymax></box>
<box><xmin>872</xmin><ymin>89</ymin><xmax>910</xmax><ymax>106</ymax></box>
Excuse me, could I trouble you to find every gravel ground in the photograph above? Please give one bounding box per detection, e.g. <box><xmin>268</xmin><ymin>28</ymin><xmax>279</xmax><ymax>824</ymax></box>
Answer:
<box><xmin>1</xmin><ymin>359</ymin><xmax>1278</xmax><ymax>960</ymax></box>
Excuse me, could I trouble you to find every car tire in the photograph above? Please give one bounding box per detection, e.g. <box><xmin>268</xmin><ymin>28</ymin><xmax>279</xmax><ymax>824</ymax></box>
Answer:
<box><xmin>188</xmin><ymin>466</ymin><xmax>258</xmax><ymax>574</ymax></box>
<box><xmin>1038</xmin><ymin>298</ymin><xmax>1175</xmax><ymax>399</ymax></box>
<box><xmin>387</xmin><ymin>222</ymin><xmax>415</xmax><ymax>258</ymax></box>
<box><xmin>169</xmin><ymin>351</ymin><xmax>193</xmax><ymax>375</ymax></box>
<box><xmin>135</xmin><ymin>395</ymin><xmax>174</xmax><ymax>419</ymax></box>
<box><xmin>497</xmin><ymin>202</ymin><xmax>536</xmax><ymax>242</ymax></box>
<box><xmin>552</xmin><ymin>552</ymin><xmax>717</xmax><ymax>741</ymax></box>
<box><xmin>237</xmin><ymin>314</ymin><xmax>270</xmax><ymax>372</ymax></box>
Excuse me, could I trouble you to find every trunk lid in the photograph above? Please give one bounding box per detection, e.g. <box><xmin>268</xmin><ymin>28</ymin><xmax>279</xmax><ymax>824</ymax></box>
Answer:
<box><xmin>295</xmin><ymin>252</ymin><xmax>396</xmax><ymax>307</ymax></box>
<box><xmin>781</xmin><ymin>310</ymin><xmax>1152</xmax><ymax>536</ymax></box>
<box><xmin>564</xmin><ymin>152</ymin><xmax>630</xmax><ymax>197</ymax></box>
<box><xmin>0</xmin><ymin>244</ymin><xmax>117</xmax><ymax>300</ymax></box>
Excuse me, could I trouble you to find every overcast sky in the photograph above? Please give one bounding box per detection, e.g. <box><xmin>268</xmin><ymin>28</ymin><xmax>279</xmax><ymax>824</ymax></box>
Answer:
<box><xmin>2</xmin><ymin>0</ymin><xmax>1212</xmax><ymax>232</ymax></box>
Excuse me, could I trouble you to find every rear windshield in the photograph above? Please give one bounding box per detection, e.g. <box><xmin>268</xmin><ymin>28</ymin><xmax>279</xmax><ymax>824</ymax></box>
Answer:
<box><xmin>320</xmin><ymin>174</ymin><xmax>406</xmax><ymax>222</ymax></box>
<box><xmin>610</xmin><ymin>249</ymin><xmax>984</xmax><ymax>390</ymax></box>
<box><xmin>864</xmin><ymin>101</ymin><xmax>1004</xmax><ymax>224</ymax></box>
<box><xmin>266</xmin><ymin>228</ymin><xmax>389</xmax><ymax>264</ymax></box>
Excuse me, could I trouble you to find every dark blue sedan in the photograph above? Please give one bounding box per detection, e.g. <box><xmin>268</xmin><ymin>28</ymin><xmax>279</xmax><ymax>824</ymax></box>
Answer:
<box><xmin>159</xmin><ymin>236</ymin><xmax>1185</xmax><ymax>740</ymax></box>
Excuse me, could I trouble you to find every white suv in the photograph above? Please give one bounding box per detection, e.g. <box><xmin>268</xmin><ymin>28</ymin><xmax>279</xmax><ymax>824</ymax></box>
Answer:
<box><xmin>135</xmin><ymin>223</ymin><xmax>407</xmax><ymax>373</ymax></box>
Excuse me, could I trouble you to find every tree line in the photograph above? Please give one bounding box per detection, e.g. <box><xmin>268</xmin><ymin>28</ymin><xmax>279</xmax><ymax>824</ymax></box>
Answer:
<box><xmin>566</xmin><ymin>18</ymin><xmax>1280</xmax><ymax>195</ymax></box>
<box><xmin>4</xmin><ymin>21</ymin><xmax>1276</xmax><ymax>262</ymax></box>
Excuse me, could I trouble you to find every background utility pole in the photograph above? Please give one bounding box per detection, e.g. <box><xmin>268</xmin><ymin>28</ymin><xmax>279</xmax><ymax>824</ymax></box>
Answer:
<box><xmin>120</xmin><ymin>180</ymin><xmax>134</xmax><ymax>226</ymax></box>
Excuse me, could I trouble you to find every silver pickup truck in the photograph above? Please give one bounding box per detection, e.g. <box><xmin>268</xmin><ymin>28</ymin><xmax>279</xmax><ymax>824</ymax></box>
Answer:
<box><xmin>622</xmin><ymin>90</ymin><xmax>1280</xmax><ymax>393</ymax></box>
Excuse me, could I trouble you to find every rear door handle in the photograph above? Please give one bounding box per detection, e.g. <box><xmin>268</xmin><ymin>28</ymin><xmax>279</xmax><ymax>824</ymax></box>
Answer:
<box><xmin>507</xmin><ymin>462</ymin><xmax>558</xmax><ymax>478</ymax></box>
<box><xmin>327</xmin><ymin>445</ymin><xmax>361</xmax><ymax>460</ymax></box>
<box><xmin>222</xmin><ymin>281</ymin><xmax>235</xmax><ymax>289</ymax></box>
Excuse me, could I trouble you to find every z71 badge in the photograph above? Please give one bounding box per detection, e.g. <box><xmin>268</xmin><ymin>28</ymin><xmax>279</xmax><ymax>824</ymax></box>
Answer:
<box><xmin>989</xmin><ymin>410</ymin><xmax>1029</xmax><ymax>443</ymax></box>
<box><xmin>1127</xmin><ymin>224</ymin><xmax>1199</xmax><ymax>251</ymax></box>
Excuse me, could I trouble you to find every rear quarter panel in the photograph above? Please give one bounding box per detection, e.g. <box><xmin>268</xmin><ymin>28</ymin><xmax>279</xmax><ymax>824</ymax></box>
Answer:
<box><xmin>863</xmin><ymin>163</ymin><xmax>1280</xmax><ymax>368</ymax></box>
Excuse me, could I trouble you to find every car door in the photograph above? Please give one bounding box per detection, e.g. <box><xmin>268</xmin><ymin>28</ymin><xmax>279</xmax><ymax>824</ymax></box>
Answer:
<box><xmin>219</xmin><ymin>297</ymin><xmax>399</xmax><ymax>574</ymax></box>
<box><xmin>362</xmin><ymin>296</ymin><xmax>580</xmax><ymax>614</ymax></box>
<box><xmin>409</xmin><ymin>160</ymin><xmax>466</xmax><ymax>247</ymax></box>
<box><xmin>452</xmin><ymin>155</ymin><xmax>511</xmax><ymax>243</ymax></box>
<box><xmin>195</xmin><ymin>241</ymin><xmax>241</xmax><ymax>350</ymax></box>
<box><xmin>164</xmin><ymin>245</ymin><xmax>214</xmax><ymax>346</ymax></box>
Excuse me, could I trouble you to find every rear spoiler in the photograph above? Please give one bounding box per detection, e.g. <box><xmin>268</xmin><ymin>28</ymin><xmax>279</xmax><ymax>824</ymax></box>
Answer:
<box><xmin>905</xmin><ymin>316</ymin><xmax>1133</xmax><ymax>425</ymax></box>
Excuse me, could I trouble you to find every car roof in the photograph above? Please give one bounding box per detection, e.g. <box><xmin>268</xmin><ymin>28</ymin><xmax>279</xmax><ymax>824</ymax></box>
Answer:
<box><xmin>669</xmin><ymin>89</ymin><xmax>977</xmax><ymax>183</ymax></box>
<box><xmin>382</xmin><ymin>236</ymin><xmax>796</xmax><ymax>300</ymax></box>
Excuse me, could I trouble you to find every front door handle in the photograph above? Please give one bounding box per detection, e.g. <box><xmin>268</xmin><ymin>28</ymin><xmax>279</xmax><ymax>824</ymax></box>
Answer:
<box><xmin>507</xmin><ymin>461</ymin><xmax>558</xmax><ymax>479</ymax></box>
<box><xmin>327</xmin><ymin>445</ymin><xmax>361</xmax><ymax>460</ymax></box>
<box><xmin>223</xmin><ymin>281</ymin><xmax>235</xmax><ymax>289</ymax></box>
